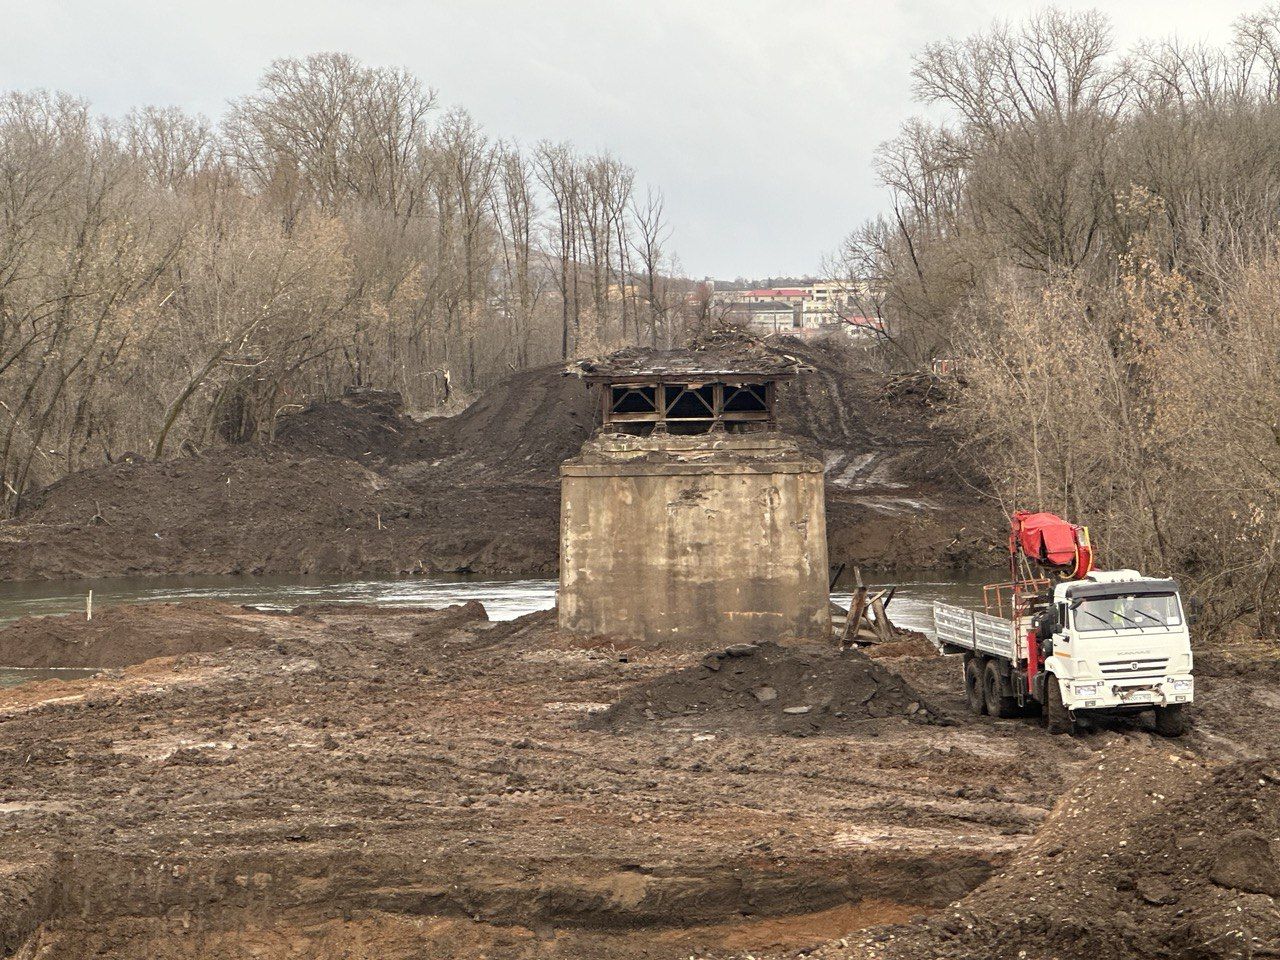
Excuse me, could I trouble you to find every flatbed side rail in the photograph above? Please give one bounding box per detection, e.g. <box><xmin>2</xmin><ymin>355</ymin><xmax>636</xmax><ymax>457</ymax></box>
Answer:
<box><xmin>933</xmin><ymin>602</ymin><xmax>1018</xmax><ymax>660</ymax></box>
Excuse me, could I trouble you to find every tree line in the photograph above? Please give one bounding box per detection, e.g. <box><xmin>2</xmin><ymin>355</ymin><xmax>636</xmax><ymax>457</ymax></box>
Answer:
<box><xmin>838</xmin><ymin>6</ymin><xmax>1280</xmax><ymax>632</ymax></box>
<box><xmin>0</xmin><ymin>53</ymin><xmax>689</xmax><ymax>514</ymax></box>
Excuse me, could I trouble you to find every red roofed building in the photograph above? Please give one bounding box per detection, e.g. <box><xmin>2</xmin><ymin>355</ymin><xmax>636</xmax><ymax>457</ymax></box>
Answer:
<box><xmin>741</xmin><ymin>288</ymin><xmax>812</xmax><ymax>304</ymax></box>
<box><xmin>843</xmin><ymin>316</ymin><xmax>886</xmax><ymax>335</ymax></box>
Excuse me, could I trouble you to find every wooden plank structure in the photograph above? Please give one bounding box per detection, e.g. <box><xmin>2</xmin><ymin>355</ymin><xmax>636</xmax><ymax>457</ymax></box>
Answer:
<box><xmin>568</xmin><ymin>343</ymin><xmax>811</xmax><ymax>436</ymax></box>
<box><xmin>832</xmin><ymin>568</ymin><xmax>907</xmax><ymax>648</ymax></box>
<box><xmin>600</xmin><ymin>380</ymin><xmax>777</xmax><ymax>431</ymax></box>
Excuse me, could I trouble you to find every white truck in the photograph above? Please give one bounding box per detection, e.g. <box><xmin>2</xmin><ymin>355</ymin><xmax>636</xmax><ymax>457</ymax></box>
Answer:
<box><xmin>934</xmin><ymin>569</ymin><xmax>1195</xmax><ymax>736</ymax></box>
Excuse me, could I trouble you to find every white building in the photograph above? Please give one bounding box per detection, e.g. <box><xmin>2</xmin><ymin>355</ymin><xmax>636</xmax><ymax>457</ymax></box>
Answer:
<box><xmin>714</xmin><ymin>280</ymin><xmax>885</xmax><ymax>339</ymax></box>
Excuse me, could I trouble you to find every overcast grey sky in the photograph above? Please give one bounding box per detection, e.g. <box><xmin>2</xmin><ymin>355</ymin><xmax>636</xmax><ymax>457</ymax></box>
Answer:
<box><xmin>0</xmin><ymin>1</ymin><xmax>1267</xmax><ymax>278</ymax></box>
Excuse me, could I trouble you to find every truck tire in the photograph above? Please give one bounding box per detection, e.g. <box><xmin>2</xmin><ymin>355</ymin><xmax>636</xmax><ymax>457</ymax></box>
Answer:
<box><xmin>983</xmin><ymin>660</ymin><xmax>1019</xmax><ymax>718</ymax></box>
<box><xmin>964</xmin><ymin>657</ymin><xmax>986</xmax><ymax>715</ymax></box>
<box><xmin>1044</xmin><ymin>677</ymin><xmax>1074</xmax><ymax>735</ymax></box>
<box><xmin>1153</xmin><ymin>704</ymin><xmax>1188</xmax><ymax>738</ymax></box>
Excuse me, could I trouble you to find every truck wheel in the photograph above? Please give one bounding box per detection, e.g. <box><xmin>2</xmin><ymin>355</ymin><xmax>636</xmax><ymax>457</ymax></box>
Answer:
<box><xmin>983</xmin><ymin>660</ymin><xmax>1019</xmax><ymax>718</ymax></box>
<box><xmin>1153</xmin><ymin>704</ymin><xmax>1188</xmax><ymax>738</ymax></box>
<box><xmin>964</xmin><ymin>657</ymin><xmax>986</xmax><ymax>715</ymax></box>
<box><xmin>1044</xmin><ymin>677</ymin><xmax>1073</xmax><ymax>735</ymax></box>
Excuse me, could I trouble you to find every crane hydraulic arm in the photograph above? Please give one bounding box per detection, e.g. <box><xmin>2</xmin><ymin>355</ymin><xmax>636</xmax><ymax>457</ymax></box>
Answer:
<box><xmin>1010</xmin><ymin>510</ymin><xmax>1093</xmax><ymax>581</ymax></box>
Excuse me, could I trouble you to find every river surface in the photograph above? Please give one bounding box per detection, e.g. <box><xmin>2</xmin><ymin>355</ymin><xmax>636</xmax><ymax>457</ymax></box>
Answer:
<box><xmin>0</xmin><ymin>571</ymin><xmax>988</xmax><ymax>685</ymax></box>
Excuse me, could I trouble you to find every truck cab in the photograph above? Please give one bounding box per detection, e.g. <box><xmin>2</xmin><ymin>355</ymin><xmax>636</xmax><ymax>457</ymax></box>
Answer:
<box><xmin>1040</xmin><ymin>570</ymin><xmax>1194</xmax><ymax>719</ymax></box>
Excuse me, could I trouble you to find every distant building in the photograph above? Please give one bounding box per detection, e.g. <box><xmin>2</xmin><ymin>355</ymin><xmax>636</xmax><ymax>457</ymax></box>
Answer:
<box><xmin>724</xmin><ymin>300</ymin><xmax>799</xmax><ymax>334</ymax></box>
<box><xmin>712</xmin><ymin>279</ymin><xmax>883</xmax><ymax>339</ymax></box>
<box><xmin>842</xmin><ymin>316</ymin><xmax>886</xmax><ymax>338</ymax></box>
<box><xmin>738</xmin><ymin>288</ymin><xmax>812</xmax><ymax>306</ymax></box>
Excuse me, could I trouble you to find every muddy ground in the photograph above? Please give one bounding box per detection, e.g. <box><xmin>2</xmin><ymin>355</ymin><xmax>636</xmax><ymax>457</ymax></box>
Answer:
<box><xmin>0</xmin><ymin>603</ymin><xmax>1275</xmax><ymax>959</ymax></box>
<box><xmin>0</xmin><ymin>337</ymin><xmax>1002</xmax><ymax>583</ymax></box>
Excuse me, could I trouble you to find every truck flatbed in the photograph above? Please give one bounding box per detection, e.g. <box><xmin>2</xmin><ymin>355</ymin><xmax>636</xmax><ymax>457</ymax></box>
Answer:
<box><xmin>933</xmin><ymin>602</ymin><xmax>1019</xmax><ymax>659</ymax></box>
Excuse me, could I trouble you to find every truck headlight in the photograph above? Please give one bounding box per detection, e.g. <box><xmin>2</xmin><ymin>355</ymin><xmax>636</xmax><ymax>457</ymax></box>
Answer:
<box><xmin>1073</xmin><ymin>683</ymin><xmax>1098</xmax><ymax>697</ymax></box>
<box><xmin>1171</xmin><ymin>679</ymin><xmax>1193</xmax><ymax>691</ymax></box>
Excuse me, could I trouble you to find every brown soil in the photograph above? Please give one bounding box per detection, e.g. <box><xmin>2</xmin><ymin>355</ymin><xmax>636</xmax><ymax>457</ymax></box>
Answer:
<box><xmin>585</xmin><ymin>641</ymin><xmax>944</xmax><ymax>736</ymax></box>
<box><xmin>0</xmin><ymin>601</ymin><xmax>266</xmax><ymax>668</ymax></box>
<box><xmin>861</xmin><ymin>631</ymin><xmax>940</xmax><ymax>661</ymax></box>
<box><xmin>3</xmin><ymin>602</ymin><xmax>1277</xmax><ymax>959</ymax></box>
<box><xmin>805</xmin><ymin>746</ymin><xmax>1280</xmax><ymax>960</ymax></box>
<box><xmin>0</xmin><ymin>337</ymin><xmax>1000</xmax><ymax>583</ymax></box>
<box><xmin>0</xmin><ymin>600</ymin><xmax>1102</xmax><ymax>959</ymax></box>
<box><xmin>757</xmin><ymin>641</ymin><xmax>1280</xmax><ymax>960</ymax></box>
<box><xmin>272</xmin><ymin>388</ymin><xmax>414</xmax><ymax>461</ymax></box>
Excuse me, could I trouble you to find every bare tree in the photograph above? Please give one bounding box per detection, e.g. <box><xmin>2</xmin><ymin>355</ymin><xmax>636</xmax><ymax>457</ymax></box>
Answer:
<box><xmin>534</xmin><ymin>141</ymin><xmax>582</xmax><ymax>358</ymax></box>
<box><xmin>0</xmin><ymin>54</ymin><xmax>685</xmax><ymax>512</ymax></box>
<box><xmin>631</xmin><ymin>187</ymin><xmax>673</xmax><ymax>346</ymax></box>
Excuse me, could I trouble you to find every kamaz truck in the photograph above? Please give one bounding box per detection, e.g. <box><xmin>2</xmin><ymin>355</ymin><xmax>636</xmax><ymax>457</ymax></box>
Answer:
<box><xmin>933</xmin><ymin>512</ymin><xmax>1194</xmax><ymax>737</ymax></box>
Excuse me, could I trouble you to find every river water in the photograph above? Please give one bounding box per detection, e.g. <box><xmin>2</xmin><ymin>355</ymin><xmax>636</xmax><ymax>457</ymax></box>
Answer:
<box><xmin>0</xmin><ymin>574</ymin><xmax>561</xmax><ymax>626</ymax></box>
<box><xmin>0</xmin><ymin>571</ymin><xmax>988</xmax><ymax>685</ymax></box>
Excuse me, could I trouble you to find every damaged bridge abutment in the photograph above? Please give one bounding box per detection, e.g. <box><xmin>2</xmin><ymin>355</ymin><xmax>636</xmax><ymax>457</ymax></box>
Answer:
<box><xmin>558</xmin><ymin>432</ymin><xmax>830</xmax><ymax>645</ymax></box>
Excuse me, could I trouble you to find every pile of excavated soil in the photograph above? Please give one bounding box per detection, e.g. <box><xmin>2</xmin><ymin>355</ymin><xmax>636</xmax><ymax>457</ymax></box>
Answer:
<box><xmin>803</xmin><ymin>743</ymin><xmax>1280</xmax><ymax>960</ymax></box>
<box><xmin>585</xmin><ymin>642</ymin><xmax>945</xmax><ymax>736</ymax></box>
<box><xmin>274</xmin><ymin>389</ymin><xmax>415</xmax><ymax>462</ymax></box>
<box><xmin>0</xmin><ymin>334</ymin><xmax>1000</xmax><ymax>583</ymax></box>
<box><xmin>398</xmin><ymin>363</ymin><xmax>597</xmax><ymax>480</ymax></box>
<box><xmin>0</xmin><ymin>601</ymin><xmax>267</xmax><ymax>668</ymax></box>
<box><xmin>0</xmin><ymin>447</ymin><xmax>559</xmax><ymax>581</ymax></box>
<box><xmin>860</xmin><ymin>630</ymin><xmax>940</xmax><ymax>660</ymax></box>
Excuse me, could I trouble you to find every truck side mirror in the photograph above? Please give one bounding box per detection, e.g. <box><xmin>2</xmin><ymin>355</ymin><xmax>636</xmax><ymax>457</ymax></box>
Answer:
<box><xmin>1036</xmin><ymin>609</ymin><xmax>1057</xmax><ymax>641</ymax></box>
<box><xmin>1188</xmin><ymin>596</ymin><xmax>1203</xmax><ymax>626</ymax></box>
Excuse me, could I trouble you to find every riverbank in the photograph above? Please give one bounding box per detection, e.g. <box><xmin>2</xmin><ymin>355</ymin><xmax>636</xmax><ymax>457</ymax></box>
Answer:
<box><xmin>0</xmin><ymin>600</ymin><xmax>1275</xmax><ymax>958</ymax></box>
<box><xmin>0</xmin><ymin>570</ymin><xmax>991</xmax><ymax>639</ymax></box>
<box><xmin>0</xmin><ymin>337</ymin><xmax>1003</xmax><ymax>584</ymax></box>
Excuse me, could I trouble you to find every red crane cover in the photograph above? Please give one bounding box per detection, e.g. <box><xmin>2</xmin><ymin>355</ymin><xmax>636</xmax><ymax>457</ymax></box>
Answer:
<box><xmin>1012</xmin><ymin>510</ymin><xmax>1084</xmax><ymax>569</ymax></box>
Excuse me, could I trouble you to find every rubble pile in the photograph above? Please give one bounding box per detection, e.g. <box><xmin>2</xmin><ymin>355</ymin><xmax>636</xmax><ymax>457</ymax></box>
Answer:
<box><xmin>585</xmin><ymin>641</ymin><xmax>945</xmax><ymax>736</ymax></box>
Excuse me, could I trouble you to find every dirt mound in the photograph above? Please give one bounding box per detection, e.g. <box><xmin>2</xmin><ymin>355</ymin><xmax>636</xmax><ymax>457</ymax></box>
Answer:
<box><xmin>1</xmin><ymin>333</ymin><xmax>999</xmax><ymax>582</ymax></box>
<box><xmin>585</xmin><ymin>641</ymin><xmax>944</xmax><ymax>736</ymax></box>
<box><xmin>4</xmin><ymin>448</ymin><xmax>419</xmax><ymax>581</ymax></box>
<box><xmin>1091</xmin><ymin>754</ymin><xmax>1280</xmax><ymax>957</ymax></box>
<box><xmin>397</xmin><ymin>363</ymin><xmax>596</xmax><ymax>480</ymax></box>
<box><xmin>405</xmin><ymin>336</ymin><xmax>884</xmax><ymax>479</ymax></box>
<box><xmin>822</xmin><ymin>745</ymin><xmax>1280</xmax><ymax>960</ymax></box>
<box><xmin>861</xmin><ymin>631</ymin><xmax>940</xmax><ymax>660</ymax></box>
<box><xmin>1</xmin><ymin>442</ymin><xmax>559</xmax><ymax>580</ymax></box>
<box><xmin>0</xmin><ymin>601</ymin><xmax>266</xmax><ymax>668</ymax></box>
<box><xmin>274</xmin><ymin>389</ymin><xmax>416</xmax><ymax>461</ymax></box>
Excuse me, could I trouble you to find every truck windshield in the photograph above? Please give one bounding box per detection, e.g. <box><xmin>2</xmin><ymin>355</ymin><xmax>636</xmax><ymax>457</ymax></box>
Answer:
<box><xmin>1073</xmin><ymin>592</ymin><xmax>1183</xmax><ymax>632</ymax></box>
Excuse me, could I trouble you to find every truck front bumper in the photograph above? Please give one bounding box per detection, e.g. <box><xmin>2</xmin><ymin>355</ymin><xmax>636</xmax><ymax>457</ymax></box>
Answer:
<box><xmin>1062</xmin><ymin>675</ymin><xmax>1194</xmax><ymax>711</ymax></box>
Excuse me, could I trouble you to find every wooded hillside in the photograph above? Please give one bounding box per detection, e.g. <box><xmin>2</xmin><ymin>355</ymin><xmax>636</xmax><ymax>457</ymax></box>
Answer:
<box><xmin>0</xmin><ymin>53</ymin><xmax>688</xmax><ymax>514</ymax></box>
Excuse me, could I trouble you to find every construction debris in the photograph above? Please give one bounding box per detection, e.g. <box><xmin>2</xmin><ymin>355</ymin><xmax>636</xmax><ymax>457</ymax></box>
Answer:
<box><xmin>834</xmin><ymin>568</ymin><xmax>912</xmax><ymax>648</ymax></box>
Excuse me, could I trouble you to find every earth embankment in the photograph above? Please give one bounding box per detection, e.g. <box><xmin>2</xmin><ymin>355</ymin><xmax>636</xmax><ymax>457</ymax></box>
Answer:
<box><xmin>0</xmin><ymin>336</ymin><xmax>1001</xmax><ymax>583</ymax></box>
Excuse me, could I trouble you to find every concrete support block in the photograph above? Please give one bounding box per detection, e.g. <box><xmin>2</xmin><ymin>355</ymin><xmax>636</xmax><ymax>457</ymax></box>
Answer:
<box><xmin>558</xmin><ymin>432</ymin><xmax>829</xmax><ymax>645</ymax></box>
